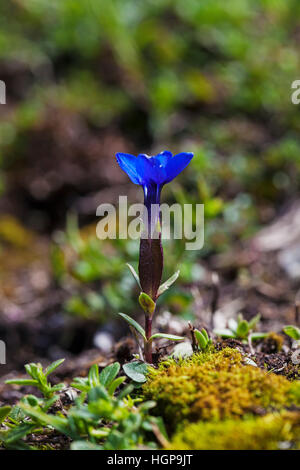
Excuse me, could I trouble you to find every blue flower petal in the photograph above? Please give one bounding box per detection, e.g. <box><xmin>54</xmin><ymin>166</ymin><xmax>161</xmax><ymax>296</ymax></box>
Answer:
<box><xmin>156</xmin><ymin>151</ymin><xmax>173</xmax><ymax>168</ymax></box>
<box><xmin>137</xmin><ymin>154</ymin><xmax>169</xmax><ymax>185</ymax></box>
<box><xmin>136</xmin><ymin>154</ymin><xmax>157</xmax><ymax>185</ymax></box>
<box><xmin>116</xmin><ymin>153</ymin><xmax>140</xmax><ymax>184</ymax></box>
<box><xmin>164</xmin><ymin>152</ymin><xmax>194</xmax><ymax>183</ymax></box>
<box><xmin>116</xmin><ymin>150</ymin><xmax>193</xmax><ymax>187</ymax></box>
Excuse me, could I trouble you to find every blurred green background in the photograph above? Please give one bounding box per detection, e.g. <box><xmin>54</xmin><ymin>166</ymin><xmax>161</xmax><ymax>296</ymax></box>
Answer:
<box><xmin>0</xmin><ymin>0</ymin><xmax>299</xmax><ymax>366</ymax></box>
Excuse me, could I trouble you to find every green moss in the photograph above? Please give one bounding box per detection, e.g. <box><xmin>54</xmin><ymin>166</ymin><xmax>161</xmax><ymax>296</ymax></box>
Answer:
<box><xmin>143</xmin><ymin>348</ymin><xmax>299</xmax><ymax>428</ymax></box>
<box><xmin>168</xmin><ymin>411</ymin><xmax>300</xmax><ymax>450</ymax></box>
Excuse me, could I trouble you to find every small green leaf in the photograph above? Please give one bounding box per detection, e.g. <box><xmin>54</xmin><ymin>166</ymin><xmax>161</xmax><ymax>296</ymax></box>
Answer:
<box><xmin>24</xmin><ymin>395</ymin><xmax>40</xmax><ymax>407</ymax></box>
<box><xmin>42</xmin><ymin>395</ymin><xmax>60</xmax><ymax>412</ymax></box>
<box><xmin>157</xmin><ymin>270</ymin><xmax>180</xmax><ymax>297</ymax></box>
<box><xmin>118</xmin><ymin>384</ymin><xmax>134</xmax><ymax>399</ymax></box>
<box><xmin>123</xmin><ymin>362</ymin><xmax>149</xmax><ymax>383</ymax></box>
<box><xmin>3</xmin><ymin>423</ymin><xmax>36</xmax><ymax>444</ymax></box>
<box><xmin>5</xmin><ymin>379</ymin><xmax>39</xmax><ymax>387</ymax></box>
<box><xmin>0</xmin><ymin>406</ymin><xmax>11</xmax><ymax>424</ymax></box>
<box><xmin>250</xmin><ymin>332</ymin><xmax>268</xmax><ymax>341</ymax></box>
<box><xmin>24</xmin><ymin>363</ymin><xmax>39</xmax><ymax>380</ymax></box>
<box><xmin>108</xmin><ymin>376</ymin><xmax>126</xmax><ymax>396</ymax></box>
<box><xmin>20</xmin><ymin>404</ymin><xmax>71</xmax><ymax>437</ymax></box>
<box><xmin>138</xmin><ymin>292</ymin><xmax>156</xmax><ymax>316</ymax></box>
<box><xmin>44</xmin><ymin>359</ymin><xmax>65</xmax><ymax>377</ymax></box>
<box><xmin>236</xmin><ymin>320</ymin><xmax>249</xmax><ymax>338</ymax></box>
<box><xmin>88</xmin><ymin>384</ymin><xmax>109</xmax><ymax>402</ymax></box>
<box><xmin>149</xmin><ymin>333</ymin><xmax>184</xmax><ymax>342</ymax></box>
<box><xmin>248</xmin><ymin>314</ymin><xmax>261</xmax><ymax>330</ymax></box>
<box><xmin>201</xmin><ymin>328</ymin><xmax>209</xmax><ymax>342</ymax></box>
<box><xmin>88</xmin><ymin>364</ymin><xmax>100</xmax><ymax>388</ymax></box>
<box><xmin>117</xmin><ymin>312</ymin><xmax>146</xmax><ymax>341</ymax></box>
<box><xmin>214</xmin><ymin>328</ymin><xmax>236</xmax><ymax>338</ymax></box>
<box><xmin>194</xmin><ymin>329</ymin><xmax>208</xmax><ymax>350</ymax></box>
<box><xmin>99</xmin><ymin>362</ymin><xmax>120</xmax><ymax>388</ymax></box>
<box><xmin>138</xmin><ymin>400</ymin><xmax>156</xmax><ymax>412</ymax></box>
<box><xmin>9</xmin><ymin>405</ymin><xmax>26</xmax><ymax>423</ymax></box>
<box><xmin>283</xmin><ymin>325</ymin><xmax>300</xmax><ymax>341</ymax></box>
<box><xmin>126</xmin><ymin>263</ymin><xmax>141</xmax><ymax>288</ymax></box>
<box><xmin>71</xmin><ymin>377</ymin><xmax>89</xmax><ymax>392</ymax></box>
<box><xmin>38</xmin><ymin>368</ymin><xmax>48</xmax><ymax>385</ymax></box>
<box><xmin>51</xmin><ymin>383</ymin><xmax>64</xmax><ymax>392</ymax></box>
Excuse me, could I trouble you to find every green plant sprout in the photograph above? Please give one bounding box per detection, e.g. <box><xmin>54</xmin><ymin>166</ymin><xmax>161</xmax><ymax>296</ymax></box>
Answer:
<box><xmin>5</xmin><ymin>359</ymin><xmax>65</xmax><ymax>399</ymax></box>
<box><xmin>283</xmin><ymin>325</ymin><xmax>300</xmax><ymax>345</ymax></box>
<box><xmin>71</xmin><ymin>361</ymin><xmax>126</xmax><ymax>395</ymax></box>
<box><xmin>194</xmin><ymin>328</ymin><xmax>212</xmax><ymax>351</ymax></box>
<box><xmin>214</xmin><ymin>314</ymin><xmax>267</xmax><ymax>342</ymax></box>
<box><xmin>189</xmin><ymin>323</ymin><xmax>212</xmax><ymax>352</ymax></box>
<box><xmin>116</xmin><ymin>151</ymin><xmax>194</xmax><ymax>363</ymax></box>
<box><xmin>118</xmin><ymin>268</ymin><xmax>184</xmax><ymax>363</ymax></box>
<box><xmin>2</xmin><ymin>359</ymin><xmax>167</xmax><ymax>450</ymax></box>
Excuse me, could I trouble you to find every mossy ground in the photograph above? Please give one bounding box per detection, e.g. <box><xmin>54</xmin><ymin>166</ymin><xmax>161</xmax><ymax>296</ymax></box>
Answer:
<box><xmin>168</xmin><ymin>411</ymin><xmax>300</xmax><ymax>450</ymax></box>
<box><xmin>142</xmin><ymin>347</ymin><xmax>300</xmax><ymax>446</ymax></box>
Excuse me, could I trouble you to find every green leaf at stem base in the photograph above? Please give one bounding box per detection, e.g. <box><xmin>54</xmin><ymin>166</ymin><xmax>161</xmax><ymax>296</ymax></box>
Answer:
<box><xmin>148</xmin><ymin>333</ymin><xmax>184</xmax><ymax>343</ymax></box>
<box><xmin>117</xmin><ymin>312</ymin><xmax>146</xmax><ymax>341</ymax></box>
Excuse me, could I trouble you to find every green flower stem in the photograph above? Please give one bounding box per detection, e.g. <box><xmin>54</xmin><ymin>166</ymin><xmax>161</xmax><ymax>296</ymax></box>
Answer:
<box><xmin>144</xmin><ymin>315</ymin><xmax>153</xmax><ymax>363</ymax></box>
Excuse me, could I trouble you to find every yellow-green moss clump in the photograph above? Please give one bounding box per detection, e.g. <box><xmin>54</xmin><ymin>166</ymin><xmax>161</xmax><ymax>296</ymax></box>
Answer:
<box><xmin>143</xmin><ymin>348</ymin><xmax>299</xmax><ymax>428</ymax></box>
<box><xmin>168</xmin><ymin>411</ymin><xmax>300</xmax><ymax>450</ymax></box>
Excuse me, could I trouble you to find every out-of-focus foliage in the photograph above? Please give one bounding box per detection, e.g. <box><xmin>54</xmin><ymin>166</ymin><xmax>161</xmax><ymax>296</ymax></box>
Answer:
<box><xmin>1</xmin><ymin>0</ymin><xmax>300</xmax><ymax>323</ymax></box>
<box><xmin>1</xmin><ymin>360</ymin><xmax>165</xmax><ymax>450</ymax></box>
<box><xmin>1</xmin><ymin>0</ymin><xmax>300</xmax><ymax>186</ymax></box>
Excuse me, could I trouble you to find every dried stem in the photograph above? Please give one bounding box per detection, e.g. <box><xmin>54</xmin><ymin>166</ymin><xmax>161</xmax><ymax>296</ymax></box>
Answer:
<box><xmin>151</xmin><ymin>423</ymin><xmax>170</xmax><ymax>448</ymax></box>
<box><xmin>129</xmin><ymin>326</ymin><xmax>144</xmax><ymax>360</ymax></box>
<box><xmin>248</xmin><ymin>334</ymin><xmax>255</xmax><ymax>356</ymax></box>
<box><xmin>188</xmin><ymin>321</ymin><xmax>198</xmax><ymax>352</ymax></box>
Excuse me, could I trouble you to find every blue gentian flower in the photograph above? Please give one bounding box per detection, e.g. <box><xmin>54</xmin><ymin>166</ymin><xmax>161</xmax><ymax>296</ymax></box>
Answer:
<box><xmin>116</xmin><ymin>150</ymin><xmax>193</xmax><ymax>302</ymax></box>
<box><xmin>116</xmin><ymin>150</ymin><xmax>194</xmax><ymax>218</ymax></box>
<box><xmin>116</xmin><ymin>150</ymin><xmax>193</xmax><ymax>187</ymax></box>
